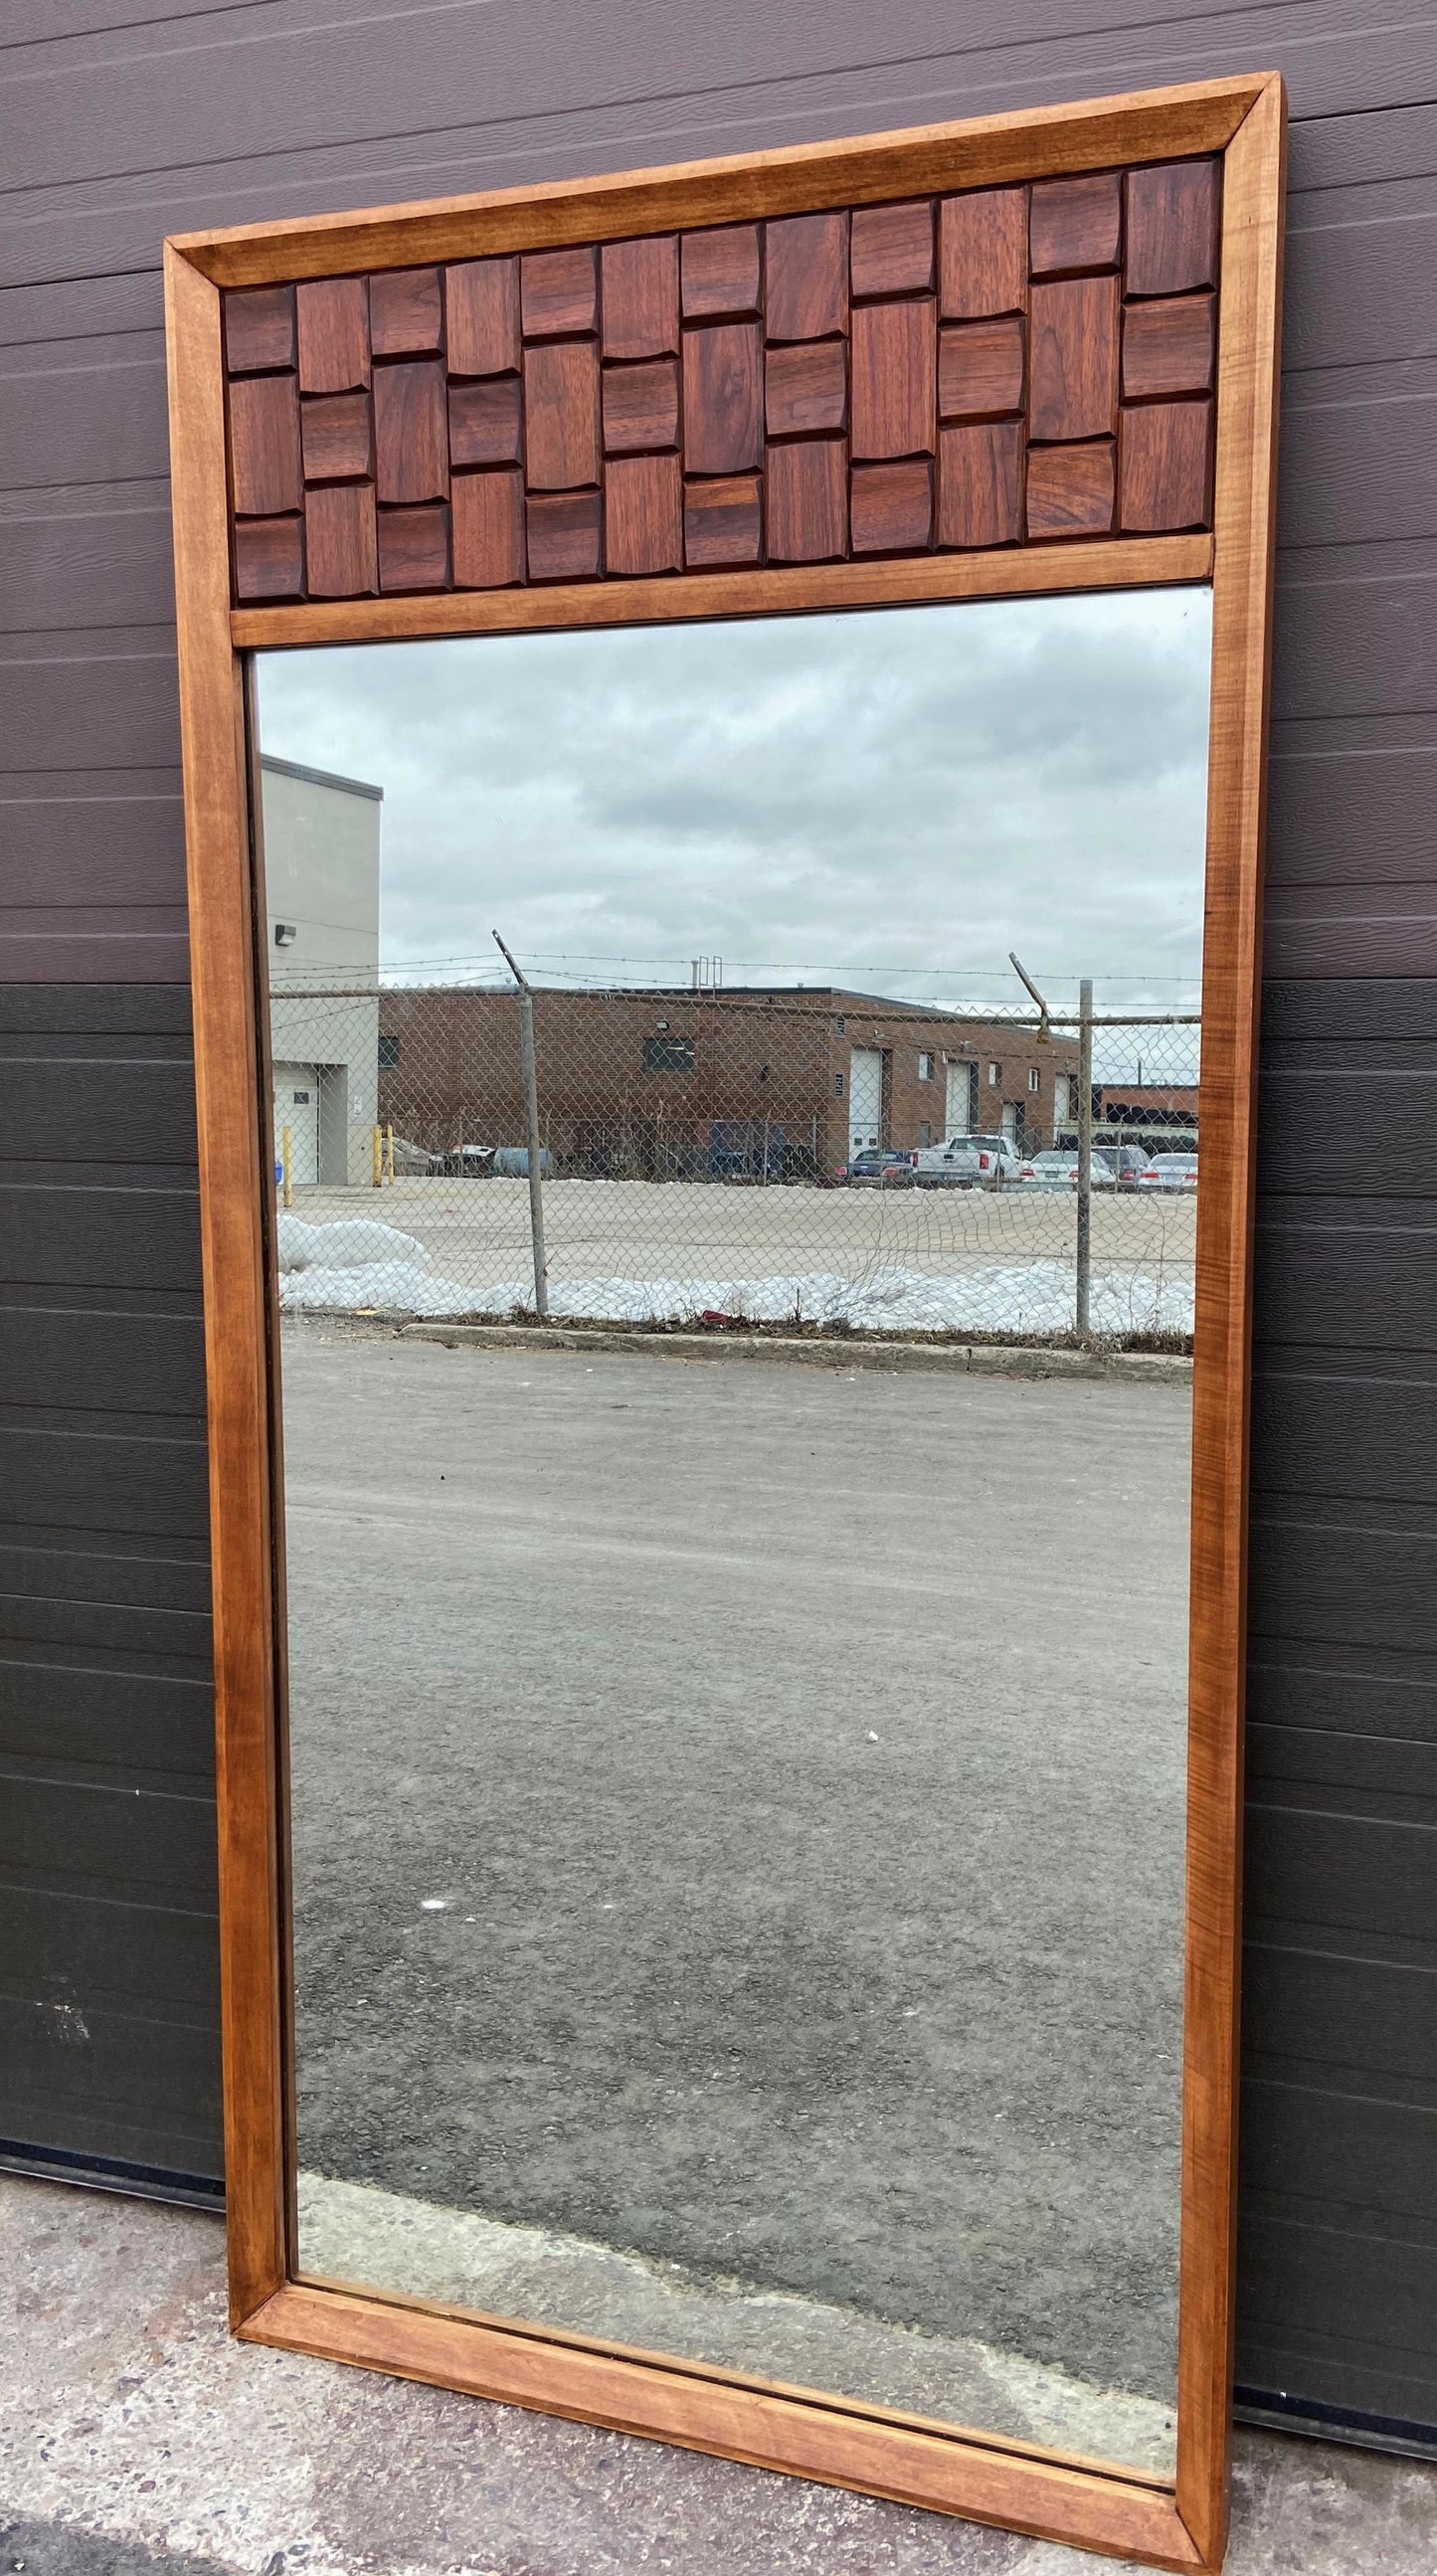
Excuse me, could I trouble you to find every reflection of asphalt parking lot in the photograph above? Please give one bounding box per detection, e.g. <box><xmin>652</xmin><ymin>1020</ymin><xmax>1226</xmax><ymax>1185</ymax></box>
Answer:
<box><xmin>283</xmin><ymin>1328</ymin><xmax>1190</xmax><ymax>2413</ymax></box>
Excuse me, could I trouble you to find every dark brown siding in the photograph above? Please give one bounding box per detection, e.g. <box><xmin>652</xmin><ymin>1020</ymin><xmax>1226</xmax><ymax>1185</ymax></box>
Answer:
<box><xmin>4</xmin><ymin>1</ymin><xmax>1434</xmax><ymax>2425</ymax></box>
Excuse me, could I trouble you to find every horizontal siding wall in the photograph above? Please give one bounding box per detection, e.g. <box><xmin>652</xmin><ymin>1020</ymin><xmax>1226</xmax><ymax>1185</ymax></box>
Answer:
<box><xmin>3</xmin><ymin>0</ymin><xmax>1433</xmax><ymax>2424</ymax></box>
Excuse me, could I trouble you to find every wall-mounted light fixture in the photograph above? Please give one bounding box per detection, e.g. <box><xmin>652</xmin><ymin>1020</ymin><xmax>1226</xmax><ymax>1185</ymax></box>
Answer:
<box><xmin>273</xmin><ymin>922</ymin><xmax>297</xmax><ymax>947</ymax></box>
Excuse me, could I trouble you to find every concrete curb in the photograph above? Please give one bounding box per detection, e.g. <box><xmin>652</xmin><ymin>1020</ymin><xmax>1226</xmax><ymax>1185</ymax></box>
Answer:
<box><xmin>398</xmin><ymin>1320</ymin><xmax>1193</xmax><ymax>1381</ymax></box>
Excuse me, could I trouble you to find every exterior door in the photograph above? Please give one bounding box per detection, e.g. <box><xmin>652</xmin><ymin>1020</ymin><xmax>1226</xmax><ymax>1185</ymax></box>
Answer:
<box><xmin>1000</xmin><ymin>1099</ymin><xmax>1021</xmax><ymax>1145</ymax></box>
<box><xmin>273</xmin><ymin>1063</ymin><xmax>320</xmax><ymax>1187</ymax></box>
<box><xmin>946</xmin><ymin>1058</ymin><xmax>975</xmax><ymax>1137</ymax></box>
<box><xmin>848</xmin><ymin>1046</ymin><xmax>883</xmax><ymax>1156</ymax></box>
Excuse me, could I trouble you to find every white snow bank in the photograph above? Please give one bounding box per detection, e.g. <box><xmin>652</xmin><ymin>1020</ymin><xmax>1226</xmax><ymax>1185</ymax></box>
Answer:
<box><xmin>279</xmin><ymin>1257</ymin><xmax>1194</xmax><ymax>1336</ymax></box>
<box><xmin>277</xmin><ymin>1214</ymin><xmax>430</xmax><ymax>1273</ymax></box>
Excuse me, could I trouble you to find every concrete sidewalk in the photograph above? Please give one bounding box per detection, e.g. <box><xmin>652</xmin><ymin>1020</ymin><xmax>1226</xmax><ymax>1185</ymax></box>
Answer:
<box><xmin>3</xmin><ymin>2176</ymin><xmax>1434</xmax><ymax>2576</ymax></box>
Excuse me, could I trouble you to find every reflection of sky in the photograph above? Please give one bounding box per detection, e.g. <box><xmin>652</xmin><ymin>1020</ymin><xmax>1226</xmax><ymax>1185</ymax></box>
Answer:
<box><xmin>258</xmin><ymin>588</ymin><xmax>1211</xmax><ymax>1081</ymax></box>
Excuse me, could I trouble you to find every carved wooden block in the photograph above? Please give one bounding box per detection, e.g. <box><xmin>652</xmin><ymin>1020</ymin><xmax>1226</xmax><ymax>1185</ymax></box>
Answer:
<box><xmin>683</xmin><ymin>323</ymin><xmax>763</xmax><ymax>473</ymax></box>
<box><xmin>767</xmin><ymin>437</ymin><xmax>847</xmax><ymax>561</ymax></box>
<box><xmin>939</xmin><ymin>188</ymin><xmax>1027</xmax><ymax>318</ymax></box>
<box><xmin>938</xmin><ymin>422</ymin><xmax>1023</xmax><ymax>548</ymax></box>
<box><xmin>445</xmin><ymin>259</ymin><xmax>520</xmax><ymax>376</ymax></box>
<box><xmin>606</xmin><ymin>452</ymin><xmax>683</xmax><ymax>575</ymax></box>
<box><xmin>223</xmin><ymin>153</ymin><xmax>1218</xmax><ymax>601</ymax></box>
<box><xmin>451</xmin><ymin>469</ymin><xmax>524</xmax><ymax>587</ymax></box>
<box><xmin>1029</xmin><ymin>172</ymin><xmax>1122</xmax><ymax>276</ymax></box>
<box><xmin>765</xmin><ymin>340</ymin><xmax>847</xmax><ymax>439</ymax></box>
<box><xmin>1026</xmin><ymin>441</ymin><xmax>1116</xmax><ymax>538</ymax></box>
<box><xmin>850</xmin><ymin>299</ymin><xmax>936</xmax><ymax>458</ymax></box>
<box><xmin>851</xmin><ymin>200</ymin><xmax>935</xmax><ymax>298</ymax></box>
<box><xmin>602</xmin><ymin>238</ymin><xmax>680</xmax><ymax>358</ymax></box>
<box><xmin>1029</xmin><ymin>276</ymin><xmax>1119</xmax><ymax>442</ymax></box>
<box><xmin>294</xmin><ymin>278</ymin><xmax>370</xmax><ymax>393</ymax></box>
<box><xmin>851</xmin><ymin>459</ymin><xmax>933</xmax><ymax>553</ymax></box>
<box><xmin>766</xmin><ymin>212</ymin><xmax>848</xmax><ymax>341</ymax></box>
<box><xmin>229</xmin><ymin>374</ymin><xmax>301</xmax><ymax>516</ymax></box>
<box><xmin>369</xmin><ymin>267</ymin><xmax>444</xmax><ymax>356</ymax></box>
<box><xmin>1126</xmin><ymin>160</ymin><xmax>1221</xmax><ymax>296</ymax></box>
<box><xmin>681</xmin><ymin>226</ymin><xmax>761</xmax><ymax>319</ymax></box>
<box><xmin>683</xmin><ymin>474</ymin><xmax>762</xmax><ymax>567</ymax></box>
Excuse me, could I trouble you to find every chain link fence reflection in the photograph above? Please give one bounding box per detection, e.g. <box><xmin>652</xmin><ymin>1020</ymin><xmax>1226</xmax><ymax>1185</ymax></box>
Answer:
<box><xmin>269</xmin><ymin>975</ymin><xmax>1199</xmax><ymax>1348</ymax></box>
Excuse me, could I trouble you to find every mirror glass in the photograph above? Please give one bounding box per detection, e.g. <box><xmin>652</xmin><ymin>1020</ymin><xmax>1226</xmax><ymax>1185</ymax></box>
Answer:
<box><xmin>256</xmin><ymin>588</ymin><xmax>1211</xmax><ymax>2475</ymax></box>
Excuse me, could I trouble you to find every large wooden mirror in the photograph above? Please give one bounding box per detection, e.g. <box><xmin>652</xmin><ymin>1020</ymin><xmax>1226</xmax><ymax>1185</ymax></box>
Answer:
<box><xmin>165</xmin><ymin>72</ymin><xmax>1284</xmax><ymax>2571</ymax></box>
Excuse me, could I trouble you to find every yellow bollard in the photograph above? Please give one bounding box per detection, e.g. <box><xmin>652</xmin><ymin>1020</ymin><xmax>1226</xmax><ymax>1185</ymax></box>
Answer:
<box><xmin>280</xmin><ymin>1125</ymin><xmax>293</xmax><ymax>1209</ymax></box>
<box><xmin>372</xmin><ymin>1125</ymin><xmax>383</xmax><ymax>1189</ymax></box>
<box><xmin>385</xmin><ymin>1122</ymin><xmax>395</xmax><ymax>1185</ymax></box>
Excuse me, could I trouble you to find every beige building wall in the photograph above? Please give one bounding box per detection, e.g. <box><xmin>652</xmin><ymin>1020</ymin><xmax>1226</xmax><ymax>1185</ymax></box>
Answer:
<box><xmin>262</xmin><ymin>756</ymin><xmax>383</xmax><ymax>1189</ymax></box>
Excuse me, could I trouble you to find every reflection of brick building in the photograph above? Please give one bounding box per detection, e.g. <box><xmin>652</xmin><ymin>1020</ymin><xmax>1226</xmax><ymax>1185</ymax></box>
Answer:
<box><xmin>375</xmin><ymin>985</ymin><xmax>1083</xmax><ymax>1178</ymax></box>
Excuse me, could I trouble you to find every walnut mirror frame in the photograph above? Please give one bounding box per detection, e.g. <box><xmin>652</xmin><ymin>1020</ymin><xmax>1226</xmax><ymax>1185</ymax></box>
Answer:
<box><xmin>164</xmin><ymin>69</ymin><xmax>1284</xmax><ymax>2574</ymax></box>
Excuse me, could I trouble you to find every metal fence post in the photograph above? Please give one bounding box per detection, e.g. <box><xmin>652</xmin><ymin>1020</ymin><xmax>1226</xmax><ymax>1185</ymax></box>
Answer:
<box><xmin>1076</xmin><ymin>977</ymin><xmax>1094</xmax><ymax>1341</ymax></box>
<box><xmin>493</xmin><ymin>931</ymin><xmax>549</xmax><ymax>1318</ymax></box>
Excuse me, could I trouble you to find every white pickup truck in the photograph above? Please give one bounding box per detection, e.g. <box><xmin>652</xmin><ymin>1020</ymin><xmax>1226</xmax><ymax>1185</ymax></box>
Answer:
<box><xmin>909</xmin><ymin>1132</ymin><xmax>1025</xmax><ymax>1189</ymax></box>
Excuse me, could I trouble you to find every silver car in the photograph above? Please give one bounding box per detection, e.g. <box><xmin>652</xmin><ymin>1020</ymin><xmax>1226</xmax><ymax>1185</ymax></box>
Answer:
<box><xmin>911</xmin><ymin>1133</ymin><xmax>1026</xmax><ymax>1188</ymax></box>
<box><xmin>1137</xmin><ymin>1152</ymin><xmax>1199</xmax><ymax>1191</ymax></box>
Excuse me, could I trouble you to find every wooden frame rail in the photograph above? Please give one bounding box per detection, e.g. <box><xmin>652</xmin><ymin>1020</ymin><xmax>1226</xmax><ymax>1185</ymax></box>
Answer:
<box><xmin>165</xmin><ymin>67</ymin><xmax>1285</xmax><ymax>2572</ymax></box>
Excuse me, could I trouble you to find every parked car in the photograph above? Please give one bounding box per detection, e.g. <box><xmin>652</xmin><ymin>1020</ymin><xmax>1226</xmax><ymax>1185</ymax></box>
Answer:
<box><xmin>390</xmin><ymin>1136</ymin><xmax>440</xmax><ymax>1175</ymax></box>
<box><xmin>1096</xmin><ymin>1142</ymin><xmax>1150</xmax><ymax>1186</ymax></box>
<box><xmin>441</xmin><ymin>1143</ymin><xmax>497</xmax><ymax>1176</ymax></box>
<box><xmin>838</xmin><ymin>1146</ymin><xmax>917</xmax><ymax>1185</ymax></box>
<box><xmin>1137</xmin><ymin>1153</ymin><xmax>1199</xmax><ymax>1191</ymax></box>
<box><xmin>1017</xmin><ymin>1147</ymin><xmax>1119</xmax><ymax>1189</ymax></box>
<box><xmin>911</xmin><ymin>1133</ymin><xmax>1025</xmax><ymax>1188</ymax></box>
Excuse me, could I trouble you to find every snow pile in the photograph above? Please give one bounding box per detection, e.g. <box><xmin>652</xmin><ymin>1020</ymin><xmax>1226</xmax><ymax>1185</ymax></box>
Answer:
<box><xmin>277</xmin><ymin>1214</ymin><xmax>430</xmax><ymax>1273</ymax></box>
<box><xmin>277</xmin><ymin>1236</ymin><xmax>1194</xmax><ymax>1335</ymax></box>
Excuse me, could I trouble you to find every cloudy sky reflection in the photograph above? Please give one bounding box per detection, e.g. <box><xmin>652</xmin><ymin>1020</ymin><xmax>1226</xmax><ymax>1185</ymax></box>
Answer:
<box><xmin>257</xmin><ymin>586</ymin><xmax>1211</xmax><ymax>1021</ymax></box>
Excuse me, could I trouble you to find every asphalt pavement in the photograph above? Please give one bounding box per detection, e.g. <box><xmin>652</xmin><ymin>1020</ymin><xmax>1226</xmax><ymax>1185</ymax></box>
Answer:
<box><xmin>279</xmin><ymin>1329</ymin><xmax>1191</xmax><ymax>2446</ymax></box>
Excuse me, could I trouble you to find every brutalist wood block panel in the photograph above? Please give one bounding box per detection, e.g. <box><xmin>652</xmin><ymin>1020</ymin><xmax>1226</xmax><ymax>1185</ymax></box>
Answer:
<box><xmin>1126</xmin><ymin>160</ymin><xmax>1220</xmax><ymax>296</ymax></box>
<box><xmin>233</xmin><ymin>515</ymin><xmax>304</xmax><ymax>601</ymax></box>
<box><xmin>602</xmin><ymin>359</ymin><xmax>679</xmax><ymax>456</ymax></box>
<box><xmin>937</xmin><ymin>422</ymin><xmax>1023</xmax><ymax>547</ymax></box>
<box><xmin>1028</xmin><ymin>276</ymin><xmax>1119</xmax><ymax>442</ymax></box>
<box><xmin>1120</xmin><ymin>399</ymin><xmax>1213</xmax><ymax>530</ymax></box>
<box><xmin>1029</xmin><ymin>171</ymin><xmax>1122</xmax><ymax>276</ymax></box>
<box><xmin>683</xmin><ymin>473</ymin><xmax>762</xmax><ymax>567</ymax></box>
<box><xmin>295</xmin><ymin>277</ymin><xmax>370</xmax><ymax>393</ymax></box>
<box><xmin>227</xmin><ymin>158</ymin><xmax>1218</xmax><ymax>605</ymax></box>
<box><xmin>938</xmin><ymin>318</ymin><xmax>1024</xmax><ymax>420</ymax></box>
<box><xmin>446</xmin><ymin>259</ymin><xmax>520</xmax><ymax>376</ymax></box>
<box><xmin>449</xmin><ymin>378</ymin><xmax>522</xmax><ymax>467</ymax></box>
<box><xmin>224</xmin><ymin>285</ymin><xmax>294</xmax><ymax>376</ymax></box>
<box><xmin>767</xmin><ymin>438</ymin><xmax>846</xmax><ymax>560</ymax></box>
<box><xmin>369</xmin><ymin>266</ymin><xmax>444</xmax><ymax>356</ymax></box>
<box><xmin>765</xmin><ymin>211</ymin><xmax>847</xmax><ymax>341</ymax></box>
<box><xmin>228</xmin><ymin>375</ymin><xmax>301</xmax><ymax>516</ymax></box>
<box><xmin>601</xmin><ymin>237</ymin><xmax>680</xmax><ymax>359</ymax></box>
<box><xmin>851</xmin><ymin>459</ymin><xmax>933</xmax><ymax>553</ymax></box>
<box><xmin>939</xmin><ymin>188</ymin><xmax>1027</xmax><ymax>318</ymax></box>
<box><xmin>851</xmin><ymin>200</ymin><xmax>934</xmax><ymax>298</ymax></box>
<box><xmin>373</xmin><ymin>361</ymin><xmax>449</xmax><ymax>502</ymax></box>
<box><xmin>683</xmin><ymin>322</ymin><xmax>763</xmax><ymax>473</ymax></box>
<box><xmin>605</xmin><ymin>452</ymin><xmax>682</xmax><ymax>574</ymax></box>
<box><xmin>1122</xmin><ymin>294</ymin><xmax>1216</xmax><ymax>400</ymax></box>
<box><xmin>851</xmin><ymin>299</ymin><xmax>936</xmax><ymax>458</ymax></box>
<box><xmin>526</xmin><ymin>488</ymin><xmax>602</xmax><ymax>580</ymax></box>
<box><xmin>300</xmin><ymin>390</ymin><xmax>373</xmax><ymax>481</ymax></box>
<box><xmin>377</xmin><ymin>502</ymin><xmax>449</xmax><ymax>589</ymax></box>
<box><xmin>681</xmin><ymin>225</ymin><xmax>761</xmax><ymax>318</ymax></box>
<box><xmin>1026</xmin><ymin>440</ymin><xmax>1116</xmax><ymax>538</ymax></box>
<box><xmin>451</xmin><ymin>469</ymin><xmax>524</xmax><ymax>587</ymax></box>
<box><xmin>765</xmin><ymin>340</ymin><xmax>846</xmax><ymax>438</ymax></box>
<box><xmin>304</xmin><ymin>483</ymin><xmax>378</xmax><ymax>594</ymax></box>
<box><xmin>523</xmin><ymin>340</ymin><xmax>601</xmax><ymax>489</ymax></box>
<box><xmin>521</xmin><ymin>245</ymin><xmax>598</xmax><ymax>338</ymax></box>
